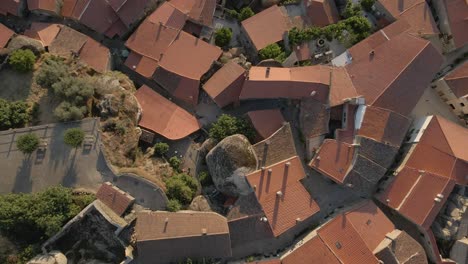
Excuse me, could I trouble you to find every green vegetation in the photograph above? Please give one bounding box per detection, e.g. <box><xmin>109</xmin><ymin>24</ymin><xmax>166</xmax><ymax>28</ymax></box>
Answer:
<box><xmin>198</xmin><ymin>171</ymin><xmax>213</xmax><ymax>186</ymax></box>
<box><xmin>166</xmin><ymin>199</ymin><xmax>182</xmax><ymax>212</ymax></box>
<box><xmin>209</xmin><ymin>114</ymin><xmax>255</xmax><ymax>142</ymax></box>
<box><xmin>63</xmin><ymin>128</ymin><xmax>85</xmax><ymax>148</ymax></box>
<box><xmin>214</xmin><ymin>27</ymin><xmax>233</xmax><ymax>47</ymax></box>
<box><xmin>154</xmin><ymin>142</ymin><xmax>169</xmax><ymax>157</ymax></box>
<box><xmin>227</xmin><ymin>7</ymin><xmax>254</xmax><ymax>21</ymax></box>
<box><xmin>52</xmin><ymin>77</ymin><xmax>94</xmax><ymax>105</ymax></box>
<box><xmin>342</xmin><ymin>0</ymin><xmax>362</xmax><ymax>19</ymax></box>
<box><xmin>360</xmin><ymin>0</ymin><xmax>375</xmax><ymax>12</ymax></box>
<box><xmin>0</xmin><ymin>99</ymin><xmax>30</xmax><ymax>130</ymax></box>
<box><xmin>164</xmin><ymin>173</ymin><xmax>198</xmax><ymax>205</ymax></box>
<box><xmin>36</xmin><ymin>56</ymin><xmax>68</xmax><ymax>89</ymax></box>
<box><xmin>169</xmin><ymin>156</ymin><xmax>182</xmax><ymax>171</ymax></box>
<box><xmin>16</xmin><ymin>133</ymin><xmax>40</xmax><ymax>154</ymax></box>
<box><xmin>259</xmin><ymin>43</ymin><xmax>287</xmax><ymax>62</ymax></box>
<box><xmin>8</xmin><ymin>49</ymin><xmax>36</xmax><ymax>72</ymax></box>
<box><xmin>0</xmin><ymin>186</ymin><xmax>94</xmax><ymax>263</ymax></box>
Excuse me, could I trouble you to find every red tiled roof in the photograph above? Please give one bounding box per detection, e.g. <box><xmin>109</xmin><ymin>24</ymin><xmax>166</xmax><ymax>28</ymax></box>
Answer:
<box><xmin>246</xmin><ymin>156</ymin><xmax>320</xmax><ymax>237</ymax></box>
<box><xmin>240</xmin><ymin>66</ymin><xmax>330</xmax><ymax>102</ymax></box>
<box><xmin>96</xmin><ymin>182</ymin><xmax>134</xmax><ymax>216</ymax></box>
<box><xmin>310</xmin><ymin>139</ymin><xmax>356</xmax><ymax>184</ymax></box>
<box><xmin>304</xmin><ymin>0</ymin><xmax>339</xmax><ymax>27</ymax></box>
<box><xmin>444</xmin><ymin>0</ymin><xmax>468</xmax><ymax>49</ymax></box>
<box><xmin>61</xmin><ymin>0</ymin><xmax>89</xmax><ymax>18</ymax></box>
<box><xmin>357</xmin><ymin>106</ymin><xmax>411</xmax><ymax>147</ymax></box>
<box><xmin>78</xmin><ymin>0</ymin><xmax>120</xmax><ymax>35</ymax></box>
<box><xmin>378</xmin><ymin>0</ymin><xmax>425</xmax><ymax>17</ymax></box>
<box><xmin>282</xmin><ymin>236</ymin><xmax>340</xmax><ymax>264</ymax></box>
<box><xmin>398</xmin><ymin>2</ymin><xmax>439</xmax><ymax>37</ymax></box>
<box><xmin>24</xmin><ymin>23</ymin><xmax>62</xmax><ymax>47</ymax></box>
<box><xmin>203</xmin><ymin>61</ymin><xmax>245</xmax><ymax>108</ymax></box>
<box><xmin>445</xmin><ymin>61</ymin><xmax>468</xmax><ymax>98</ymax></box>
<box><xmin>0</xmin><ymin>0</ymin><xmax>21</xmax><ymax>16</ymax></box>
<box><xmin>114</xmin><ymin>0</ymin><xmax>151</xmax><ymax>27</ymax></box>
<box><xmin>0</xmin><ymin>23</ymin><xmax>14</xmax><ymax>48</ymax></box>
<box><xmin>346</xmin><ymin>32</ymin><xmax>443</xmax><ymax>116</ymax></box>
<box><xmin>124</xmin><ymin>51</ymin><xmax>159</xmax><ymax>78</ymax></box>
<box><xmin>170</xmin><ymin>0</ymin><xmax>216</xmax><ymax>27</ymax></box>
<box><xmin>241</xmin><ymin>5</ymin><xmax>290</xmax><ymax>51</ymax></box>
<box><xmin>79</xmin><ymin>38</ymin><xmax>111</xmax><ymax>73</ymax></box>
<box><xmin>134</xmin><ymin>85</ymin><xmax>201</xmax><ymax>140</ymax></box>
<box><xmin>329</xmin><ymin>67</ymin><xmax>358</xmax><ymax>107</ymax></box>
<box><xmin>247</xmin><ymin>109</ymin><xmax>285</xmax><ymax>140</ymax></box>
<box><xmin>27</xmin><ymin>0</ymin><xmax>58</xmax><ymax>13</ymax></box>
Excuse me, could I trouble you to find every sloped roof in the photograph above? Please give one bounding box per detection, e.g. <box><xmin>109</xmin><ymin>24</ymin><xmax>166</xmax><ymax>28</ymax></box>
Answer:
<box><xmin>398</xmin><ymin>1</ymin><xmax>439</xmax><ymax>37</ymax></box>
<box><xmin>203</xmin><ymin>61</ymin><xmax>246</xmax><ymax>108</ymax></box>
<box><xmin>346</xmin><ymin>32</ymin><xmax>443</xmax><ymax>116</ymax></box>
<box><xmin>24</xmin><ymin>23</ymin><xmax>62</xmax><ymax>47</ymax></box>
<box><xmin>444</xmin><ymin>0</ymin><xmax>468</xmax><ymax>49</ymax></box>
<box><xmin>79</xmin><ymin>37</ymin><xmax>111</xmax><ymax>73</ymax></box>
<box><xmin>170</xmin><ymin>0</ymin><xmax>216</xmax><ymax>27</ymax></box>
<box><xmin>0</xmin><ymin>0</ymin><xmax>21</xmax><ymax>16</ymax></box>
<box><xmin>246</xmin><ymin>156</ymin><xmax>320</xmax><ymax>237</ymax></box>
<box><xmin>282</xmin><ymin>236</ymin><xmax>341</xmax><ymax>264</ymax></box>
<box><xmin>299</xmin><ymin>97</ymin><xmax>329</xmax><ymax>138</ymax></box>
<box><xmin>49</xmin><ymin>25</ymin><xmax>88</xmax><ymax>56</ymax></box>
<box><xmin>445</xmin><ymin>60</ymin><xmax>468</xmax><ymax>98</ymax></box>
<box><xmin>240</xmin><ymin>66</ymin><xmax>330</xmax><ymax>102</ymax></box>
<box><xmin>96</xmin><ymin>182</ymin><xmax>135</xmax><ymax>216</ymax></box>
<box><xmin>0</xmin><ymin>23</ymin><xmax>14</xmax><ymax>48</ymax></box>
<box><xmin>329</xmin><ymin>67</ymin><xmax>358</xmax><ymax>107</ymax></box>
<box><xmin>378</xmin><ymin>0</ymin><xmax>425</xmax><ymax>17</ymax></box>
<box><xmin>253</xmin><ymin>123</ymin><xmax>297</xmax><ymax>168</ymax></box>
<box><xmin>304</xmin><ymin>0</ymin><xmax>340</xmax><ymax>27</ymax></box>
<box><xmin>124</xmin><ymin>51</ymin><xmax>159</xmax><ymax>78</ymax></box>
<box><xmin>27</xmin><ymin>0</ymin><xmax>58</xmax><ymax>14</ymax></box>
<box><xmin>241</xmin><ymin>5</ymin><xmax>290</xmax><ymax>51</ymax></box>
<box><xmin>134</xmin><ymin>85</ymin><xmax>201</xmax><ymax>140</ymax></box>
<box><xmin>247</xmin><ymin>109</ymin><xmax>285</xmax><ymax>140</ymax></box>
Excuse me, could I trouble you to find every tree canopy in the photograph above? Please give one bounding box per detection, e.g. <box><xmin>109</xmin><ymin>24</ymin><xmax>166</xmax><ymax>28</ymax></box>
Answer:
<box><xmin>259</xmin><ymin>43</ymin><xmax>284</xmax><ymax>61</ymax></box>
<box><xmin>63</xmin><ymin>128</ymin><xmax>85</xmax><ymax>148</ymax></box>
<box><xmin>209</xmin><ymin>114</ymin><xmax>255</xmax><ymax>142</ymax></box>
<box><xmin>9</xmin><ymin>49</ymin><xmax>36</xmax><ymax>72</ymax></box>
<box><xmin>16</xmin><ymin>133</ymin><xmax>40</xmax><ymax>154</ymax></box>
<box><xmin>164</xmin><ymin>173</ymin><xmax>199</xmax><ymax>205</ymax></box>
<box><xmin>214</xmin><ymin>27</ymin><xmax>232</xmax><ymax>48</ymax></box>
<box><xmin>360</xmin><ymin>0</ymin><xmax>376</xmax><ymax>12</ymax></box>
<box><xmin>154</xmin><ymin>142</ymin><xmax>169</xmax><ymax>156</ymax></box>
<box><xmin>0</xmin><ymin>99</ymin><xmax>30</xmax><ymax>130</ymax></box>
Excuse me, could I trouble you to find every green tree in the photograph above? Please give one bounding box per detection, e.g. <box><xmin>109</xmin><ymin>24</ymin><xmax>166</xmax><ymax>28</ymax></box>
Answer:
<box><xmin>52</xmin><ymin>77</ymin><xmax>94</xmax><ymax>105</ymax></box>
<box><xmin>226</xmin><ymin>9</ymin><xmax>240</xmax><ymax>20</ymax></box>
<box><xmin>164</xmin><ymin>173</ymin><xmax>198</xmax><ymax>204</ymax></box>
<box><xmin>154</xmin><ymin>142</ymin><xmax>169</xmax><ymax>156</ymax></box>
<box><xmin>54</xmin><ymin>101</ymin><xmax>87</xmax><ymax>121</ymax></box>
<box><xmin>169</xmin><ymin>156</ymin><xmax>182</xmax><ymax>171</ymax></box>
<box><xmin>36</xmin><ymin>56</ymin><xmax>69</xmax><ymax>88</ymax></box>
<box><xmin>8</xmin><ymin>49</ymin><xmax>36</xmax><ymax>72</ymax></box>
<box><xmin>63</xmin><ymin>128</ymin><xmax>85</xmax><ymax>148</ymax></box>
<box><xmin>342</xmin><ymin>0</ymin><xmax>362</xmax><ymax>18</ymax></box>
<box><xmin>259</xmin><ymin>43</ymin><xmax>284</xmax><ymax>61</ymax></box>
<box><xmin>166</xmin><ymin>199</ymin><xmax>182</xmax><ymax>212</ymax></box>
<box><xmin>209</xmin><ymin>114</ymin><xmax>255</xmax><ymax>142</ymax></box>
<box><xmin>16</xmin><ymin>133</ymin><xmax>40</xmax><ymax>154</ymax></box>
<box><xmin>214</xmin><ymin>27</ymin><xmax>233</xmax><ymax>47</ymax></box>
<box><xmin>239</xmin><ymin>7</ymin><xmax>254</xmax><ymax>21</ymax></box>
<box><xmin>343</xmin><ymin>15</ymin><xmax>372</xmax><ymax>44</ymax></box>
<box><xmin>360</xmin><ymin>0</ymin><xmax>375</xmax><ymax>12</ymax></box>
<box><xmin>0</xmin><ymin>99</ymin><xmax>30</xmax><ymax>130</ymax></box>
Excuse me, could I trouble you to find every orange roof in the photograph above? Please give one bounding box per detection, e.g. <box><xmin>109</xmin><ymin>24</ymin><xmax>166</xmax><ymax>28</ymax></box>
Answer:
<box><xmin>304</xmin><ymin>0</ymin><xmax>339</xmax><ymax>27</ymax></box>
<box><xmin>357</xmin><ymin>106</ymin><xmax>411</xmax><ymax>147</ymax></box>
<box><xmin>282</xmin><ymin>236</ymin><xmax>340</xmax><ymax>264</ymax></box>
<box><xmin>96</xmin><ymin>182</ymin><xmax>134</xmax><ymax>216</ymax></box>
<box><xmin>445</xmin><ymin>60</ymin><xmax>468</xmax><ymax>98</ymax></box>
<box><xmin>24</xmin><ymin>23</ymin><xmax>61</xmax><ymax>47</ymax></box>
<box><xmin>310</xmin><ymin>139</ymin><xmax>356</xmax><ymax>184</ymax></box>
<box><xmin>170</xmin><ymin>0</ymin><xmax>216</xmax><ymax>26</ymax></box>
<box><xmin>241</xmin><ymin>5</ymin><xmax>290</xmax><ymax>51</ymax></box>
<box><xmin>346</xmin><ymin>32</ymin><xmax>443</xmax><ymax>116</ymax></box>
<box><xmin>134</xmin><ymin>85</ymin><xmax>201</xmax><ymax>140</ymax></box>
<box><xmin>79</xmin><ymin>38</ymin><xmax>111</xmax><ymax>73</ymax></box>
<box><xmin>0</xmin><ymin>0</ymin><xmax>20</xmax><ymax>16</ymax></box>
<box><xmin>247</xmin><ymin>109</ymin><xmax>285</xmax><ymax>140</ymax></box>
<box><xmin>398</xmin><ymin>2</ymin><xmax>439</xmax><ymax>37</ymax></box>
<box><xmin>378</xmin><ymin>0</ymin><xmax>425</xmax><ymax>17</ymax></box>
<box><xmin>0</xmin><ymin>23</ymin><xmax>14</xmax><ymax>48</ymax></box>
<box><xmin>246</xmin><ymin>156</ymin><xmax>320</xmax><ymax>237</ymax></box>
<box><xmin>240</xmin><ymin>66</ymin><xmax>330</xmax><ymax>102</ymax></box>
<box><xmin>444</xmin><ymin>0</ymin><xmax>468</xmax><ymax>49</ymax></box>
<box><xmin>329</xmin><ymin>67</ymin><xmax>358</xmax><ymax>107</ymax></box>
<box><xmin>203</xmin><ymin>61</ymin><xmax>246</xmax><ymax>108</ymax></box>
<box><xmin>27</xmin><ymin>0</ymin><xmax>58</xmax><ymax>13</ymax></box>
<box><xmin>124</xmin><ymin>51</ymin><xmax>159</xmax><ymax>78</ymax></box>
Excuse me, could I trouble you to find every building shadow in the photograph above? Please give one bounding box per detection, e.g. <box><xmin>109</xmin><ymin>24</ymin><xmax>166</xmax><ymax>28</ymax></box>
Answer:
<box><xmin>12</xmin><ymin>156</ymin><xmax>33</xmax><ymax>193</ymax></box>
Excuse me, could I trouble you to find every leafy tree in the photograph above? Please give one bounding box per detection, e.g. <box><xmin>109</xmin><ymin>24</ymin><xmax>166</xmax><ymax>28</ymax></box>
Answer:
<box><xmin>154</xmin><ymin>142</ymin><xmax>169</xmax><ymax>156</ymax></box>
<box><xmin>16</xmin><ymin>133</ymin><xmax>40</xmax><ymax>154</ymax></box>
<box><xmin>226</xmin><ymin>9</ymin><xmax>240</xmax><ymax>20</ymax></box>
<box><xmin>259</xmin><ymin>43</ymin><xmax>284</xmax><ymax>61</ymax></box>
<box><xmin>209</xmin><ymin>114</ymin><xmax>255</xmax><ymax>142</ymax></box>
<box><xmin>360</xmin><ymin>0</ymin><xmax>375</xmax><ymax>12</ymax></box>
<box><xmin>166</xmin><ymin>199</ymin><xmax>182</xmax><ymax>212</ymax></box>
<box><xmin>239</xmin><ymin>7</ymin><xmax>254</xmax><ymax>21</ymax></box>
<box><xmin>36</xmin><ymin>56</ymin><xmax>69</xmax><ymax>88</ymax></box>
<box><xmin>342</xmin><ymin>0</ymin><xmax>362</xmax><ymax>18</ymax></box>
<box><xmin>169</xmin><ymin>156</ymin><xmax>182</xmax><ymax>171</ymax></box>
<box><xmin>343</xmin><ymin>15</ymin><xmax>372</xmax><ymax>44</ymax></box>
<box><xmin>164</xmin><ymin>173</ymin><xmax>198</xmax><ymax>204</ymax></box>
<box><xmin>0</xmin><ymin>99</ymin><xmax>30</xmax><ymax>130</ymax></box>
<box><xmin>54</xmin><ymin>101</ymin><xmax>87</xmax><ymax>121</ymax></box>
<box><xmin>8</xmin><ymin>49</ymin><xmax>36</xmax><ymax>72</ymax></box>
<box><xmin>52</xmin><ymin>77</ymin><xmax>94</xmax><ymax>105</ymax></box>
<box><xmin>214</xmin><ymin>27</ymin><xmax>233</xmax><ymax>47</ymax></box>
<box><xmin>63</xmin><ymin>128</ymin><xmax>85</xmax><ymax>148</ymax></box>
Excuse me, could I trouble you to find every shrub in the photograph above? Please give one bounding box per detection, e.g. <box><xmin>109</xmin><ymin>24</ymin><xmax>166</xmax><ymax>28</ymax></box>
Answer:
<box><xmin>0</xmin><ymin>99</ymin><xmax>30</xmax><ymax>130</ymax></box>
<box><xmin>239</xmin><ymin>7</ymin><xmax>254</xmax><ymax>20</ymax></box>
<box><xmin>36</xmin><ymin>56</ymin><xmax>68</xmax><ymax>88</ymax></box>
<box><xmin>54</xmin><ymin>101</ymin><xmax>87</xmax><ymax>121</ymax></box>
<box><xmin>52</xmin><ymin>77</ymin><xmax>94</xmax><ymax>105</ymax></box>
<box><xmin>154</xmin><ymin>142</ymin><xmax>169</xmax><ymax>156</ymax></box>
<box><xmin>169</xmin><ymin>156</ymin><xmax>182</xmax><ymax>171</ymax></box>
<box><xmin>16</xmin><ymin>133</ymin><xmax>40</xmax><ymax>154</ymax></box>
<box><xmin>9</xmin><ymin>49</ymin><xmax>36</xmax><ymax>72</ymax></box>
<box><xmin>209</xmin><ymin>114</ymin><xmax>255</xmax><ymax>142</ymax></box>
<box><xmin>360</xmin><ymin>0</ymin><xmax>375</xmax><ymax>12</ymax></box>
<box><xmin>164</xmin><ymin>173</ymin><xmax>198</xmax><ymax>204</ymax></box>
<box><xmin>198</xmin><ymin>171</ymin><xmax>213</xmax><ymax>186</ymax></box>
<box><xmin>166</xmin><ymin>199</ymin><xmax>182</xmax><ymax>212</ymax></box>
<box><xmin>214</xmin><ymin>27</ymin><xmax>233</xmax><ymax>47</ymax></box>
<box><xmin>227</xmin><ymin>9</ymin><xmax>239</xmax><ymax>20</ymax></box>
<box><xmin>63</xmin><ymin>128</ymin><xmax>85</xmax><ymax>148</ymax></box>
<box><xmin>259</xmin><ymin>43</ymin><xmax>284</xmax><ymax>61</ymax></box>
<box><xmin>342</xmin><ymin>0</ymin><xmax>362</xmax><ymax>18</ymax></box>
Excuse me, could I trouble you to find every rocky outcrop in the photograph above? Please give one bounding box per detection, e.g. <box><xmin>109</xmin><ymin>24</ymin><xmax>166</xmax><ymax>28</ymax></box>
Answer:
<box><xmin>433</xmin><ymin>186</ymin><xmax>468</xmax><ymax>242</ymax></box>
<box><xmin>189</xmin><ymin>195</ymin><xmax>213</xmax><ymax>212</ymax></box>
<box><xmin>27</xmin><ymin>251</ymin><xmax>67</xmax><ymax>264</ymax></box>
<box><xmin>206</xmin><ymin>135</ymin><xmax>257</xmax><ymax>197</ymax></box>
<box><xmin>7</xmin><ymin>35</ymin><xmax>45</xmax><ymax>54</ymax></box>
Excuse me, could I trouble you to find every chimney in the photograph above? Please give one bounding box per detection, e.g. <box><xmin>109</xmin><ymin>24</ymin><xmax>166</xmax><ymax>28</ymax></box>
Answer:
<box><xmin>266</xmin><ymin>67</ymin><xmax>271</xmax><ymax>78</ymax></box>
<box><xmin>276</xmin><ymin>191</ymin><xmax>283</xmax><ymax>197</ymax></box>
<box><xmin>436</xmin><ymin>194</ymin><xmax>444</xmax><ymax>199</ymax></box>
<box><xmin>296</xmin><ymin>218</ymin><xmax>301</xmax><ymax>224</ymax></box>
<box><xmin>201</xmin><ymin>228</ymin><xmax>207</xmax><ymax>235</ymax></box>
<box><xmin>285</xmin><ymin>162</ymin><xmax>291</xmax><ymax>168</ymax></box>
<box><xmin>370</xmin><ymin>50</ymin><xmax>375</xmax><ymax>56</ymax></box>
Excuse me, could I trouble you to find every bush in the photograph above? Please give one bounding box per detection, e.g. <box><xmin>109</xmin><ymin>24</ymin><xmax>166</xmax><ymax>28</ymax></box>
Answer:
<box><xmin>239</xmin><ymin>7</ymin><xmax>254</xmax><ymax>21</ymax></box>
<box><xmin>9</xmin><ymin>49</ymin><xmax>36</xmax><ymax>72</ymax></box>
<box><xmin>54</xmin><ymin>101</ymin><xmax>87</xmax><ymax>121</ymax></box>
<box><xmin>169</xmin><ymin>156</ymin><xmax>182</xmax><ymax>171</ymax></box>
<box><xmin>198</xmin><ymin>171</ymin><xmax>213</xmax><ymax>186</ymax></box>
<box><xmin>16</xmin><ymin>133</ymin><xmax>40</xmax><ymax>154</ymax></box>
<box><xmin>63</xmin><ymin>128</ymin><xmax>85</xmax><ymax>148</ymax></box>
<box><xmin>342</xmin><ymin>0</ymin><xmax>362</xmax><ymax>18</ymax></box>
<box><xmin>36</xmin><ymin>56</ymin><xmax>68</xmax><ymax>88</ymax></box>
<box><xmin>360</xmin><ymin>0</ymin><xmax>375</xmax><ymax>12</ymax></box>
<box><xmin>154</xmin><ymin>142</ymin><xmax>169</xmax><ymax>156</ymax></box>
<box><xmin>166</xmin><ymin>199</ymin><xmax>182</xmax><ymax>212</ymax></box>
<box><xmin>0</xmin><ymin>99</ymin><xmax>30</xmax><ymax>130</ymax></box>
<box><xmin>227</xmin><ymin>9</ymin><xmax>239</xmax><ymax>20</ymax></box>
<box><xmin>209</xmin><ymin>114</ymin><xmax>255</xmax><ymax>142</ymax></box>
<box><xmin>259</xmin><ymin>43</ymin><xmax>285</xmax><ymax>61</ymax></box>
<box><xmin>52</xmin><ymin>77</ymin><xmax>94</xmax><ymax>105</ymax></box>
<box><xmin>214</xmin><ymin>27</ymin><xmax>232</xmax><ymax>47</ymax></box>
<box><xmin>164</xmin><ymin>173</ymin><xmax>198</xmax><ymax>204</ymax></box>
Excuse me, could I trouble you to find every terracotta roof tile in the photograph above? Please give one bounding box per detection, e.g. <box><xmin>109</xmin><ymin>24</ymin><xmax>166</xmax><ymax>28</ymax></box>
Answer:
<box><xmin>49</xmin><ymin>26</ymin><xmax>88</xmax><ymax>56</ymax></box>
<box><xmin>432</xmin><ymin>116</ymin><xmax>468</xmax><ymax>162</ymax></box>
<box><xmin>398</xmin><ymin>2</ymin><xmax>439</xmax><ymax>36</ymax></box>
<box><xmin>246</xmin><ymin>156</ymin><xmax>320</xmax><ymax>236</ymax></box>
<box><xmin>444</xmin><ymin>0</ymin><xmax>468</xmax><ymax>49</ymax></box>
<box><xmin>304</xmin><ymin>0</ymin><xmax>340</xmax><ymax>27</ymax></box>
<box><xmin>170</xmin><ymin>0</ymin><xmax>216</xmax><ymax>27</ymax></box>
<box><xmin>24</xmin><ymin>23</ymin><xmax>62</xmax><ymax>47</ymax></box>
<box><xmin>104</xmin><ymin>18</ymin><xmax>127</xmax><ymax>38</ymax></box>
<box><xmin>78</xmin><ymin>0</ymin><xmax>120</xmax><ymax>35</ymax></box>
<box><xmin>27</xmin><ymin>0</ymin><xmax>58</xmax><ymax>14</ymax></box>
<box><xmin>299</xmin><ymin>97</ymin><xmax>329</xmax><ymax>138</ymax></box>
<box><xmin>241</xmin><ymin>5</ymin><xmax>290</xmax><ymax>51</ymax></box>
<box><xmin>445</xmin><ymin>60</ymin><xmax>468</xmax><ymax>98</ymax></box>
<box><xmin>115</xmin><ymin>0</ymin><xmax>151</xmax><ymax>27</ymax></box>
<box><xmin>0</xmin><ymin>0</ymin><xmax>21</xmax><ymax>16</ymax></box>
<box><xmin>124</xmin><ymin>51</ymin><xmax>158</xmax><ymax>78</ymax></box>
<box><xmin>240</xmin><ymin>66</ymin><xmax>330</xmax><ymax>102</ymax></box>
<box><xmin>203</xmin><ymin>61</ymin><xmax>245</xmax><ymax>108</ymax></box>
<box><xmin>96</xmin><ymin>182</ymin><xmax>134</xmax><ymax>216</ymax></box>
<box><xmin>61</xmin><ymin>0</ymin><xmax>89</xmax><ymax>19</ymax></box>
<box><xmin>329</xmin><ymin>67</ymin><xmax>358</xmax><ymax>107</ymax></box>
<box><xmin>79</xmin><ymin>38</ymin><xmax>111</xmax><ymax>73</ymax></box>
<box><xmin>0</xmin><ymin>23</ymin><xmax>14</xmax><ymax>48</ymax></box>
<box><xmin>247</xmin><ymin>109</ymin><xmax>285</xmax><ymax>140</ymax></box>
<box><xmin>310</xmin><ymin>139</ymin><xmax>356</xmax><ymax>183</ymax></box>
<box><xmin>378</xmin><ymin>0</ymin><xmax>425</xmax><ymax>17</ymax></box>
<box><xmin>134</xmin><ymin>85</ymin><xmax>201</xmax><ymax>140</ymax></box>
<box><xmin>378</xmin><ymin>166</ymin><xmax>420</xmax><ymax>209</ymax></box>
<box><xmin>282</xmin><ymin>236</ymin><xmax>340</xmax><ymax>264</ymax></box>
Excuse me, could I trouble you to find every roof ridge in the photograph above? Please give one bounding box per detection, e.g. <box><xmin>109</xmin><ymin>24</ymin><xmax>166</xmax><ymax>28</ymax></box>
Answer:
<box><xmin>432</xmin><ymin>116</ymin><xmax>458</xmax><ymax>158</ymax></box>
<box><xmin>397</xmin><ymin>1</ymin><xmax>425</xmax><ymax>17</ymax></box>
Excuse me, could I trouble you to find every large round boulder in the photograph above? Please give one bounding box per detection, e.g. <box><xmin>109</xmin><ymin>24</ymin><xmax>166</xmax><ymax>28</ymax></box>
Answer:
<box><xmin>206</xmin><ymin>135</ymin><xmax>257</xmax><ymax>197</ymax></box>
